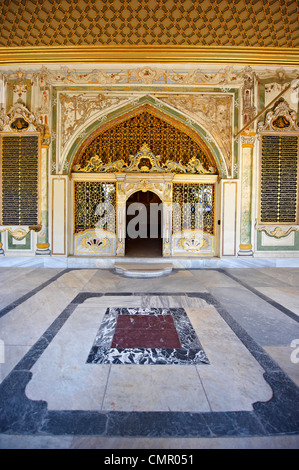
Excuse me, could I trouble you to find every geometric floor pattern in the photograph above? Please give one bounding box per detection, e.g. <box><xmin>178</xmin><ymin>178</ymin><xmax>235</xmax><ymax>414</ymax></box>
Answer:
<box><xmin>0</xmin><ymin>266</ymin><xmax>299</xmax><ymax>449</ymax></box>
<box><xmin>87</xmin><ymin>307</ymin><xmax>209</xmax><ymax>365</ymax></box>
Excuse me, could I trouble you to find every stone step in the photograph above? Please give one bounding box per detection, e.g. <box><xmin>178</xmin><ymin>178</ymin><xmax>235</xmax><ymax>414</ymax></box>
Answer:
<box><xmin>114</xmin><ymin>262</ymin><xmax>173</xmax><ymax>278</ymax></box>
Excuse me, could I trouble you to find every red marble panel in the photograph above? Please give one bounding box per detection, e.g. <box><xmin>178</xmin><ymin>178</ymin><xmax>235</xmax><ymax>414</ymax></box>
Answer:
<box><xmin>111</xmin><ymin>314</ymin><xmax>181</xmax><ymax>349</ymax></box>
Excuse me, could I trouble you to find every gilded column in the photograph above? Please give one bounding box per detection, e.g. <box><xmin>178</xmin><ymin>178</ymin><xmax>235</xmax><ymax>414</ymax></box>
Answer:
<box><xmin>238</xmin><ymin>132</ymin><xmax>255</xmax><ymax>256</ymax></box>
<box><xmin>115</xmin><ymin>175</ymin><xmax>126</xmax><ymax>256</ymax></box>
<box><xmin>36</xmin><ymin>142</ymin><xmax>51</xmax><ymax>255</ymax></box>
<box><xmin>162</xmin><ymin>177</ymin><xmax>173</xmax><ymax>257</ymax></box>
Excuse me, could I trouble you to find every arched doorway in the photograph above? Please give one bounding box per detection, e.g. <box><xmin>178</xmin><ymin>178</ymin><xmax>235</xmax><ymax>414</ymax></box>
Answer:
<box><xmin>125</xmin><ymin>191</ymin><xmax>163</xmax><ymax>257</ymax></box>
<box><xmin>70</xmin><ymin>105</ymin><xmax>221</xmax><ymax>258</ymax></box>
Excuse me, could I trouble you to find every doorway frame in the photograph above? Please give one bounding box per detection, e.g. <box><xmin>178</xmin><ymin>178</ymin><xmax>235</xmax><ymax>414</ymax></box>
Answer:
<box><xmin>125</xmin><ymin>189</ymin><xmax>164</xmax><ymax>258</ymax></box>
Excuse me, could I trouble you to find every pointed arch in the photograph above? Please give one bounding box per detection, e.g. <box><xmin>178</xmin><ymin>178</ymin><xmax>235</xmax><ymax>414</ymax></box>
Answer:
<box><xmin>66</xmin><ymin>96</ymin><xmax>228</xmax><ymax>176</ymax></box>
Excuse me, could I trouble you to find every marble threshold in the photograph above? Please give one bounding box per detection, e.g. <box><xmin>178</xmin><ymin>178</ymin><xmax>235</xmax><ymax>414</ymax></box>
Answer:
<box><xmin>114</xmin><ymin>263</ymin><xmax>173</xmax><ymax>277</ymax></box>
<box><xmin>1</xmin><ymin>255</ymin><xmax>299</xmax><ymax>269</ymax></box>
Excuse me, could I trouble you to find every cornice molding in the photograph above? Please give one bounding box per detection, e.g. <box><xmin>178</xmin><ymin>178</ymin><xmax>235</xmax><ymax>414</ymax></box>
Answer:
<box><xmin>0</xmin><ymin>46</ymin><xmax>298</xmax><ymax>66</ymax></box>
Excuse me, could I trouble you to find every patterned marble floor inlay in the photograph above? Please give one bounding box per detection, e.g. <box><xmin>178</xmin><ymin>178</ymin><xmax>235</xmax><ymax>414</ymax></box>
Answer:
<box><xmin>86</xmin><ymin>307</ymin><xmax>209</xmax><ymax>365</ymax></box>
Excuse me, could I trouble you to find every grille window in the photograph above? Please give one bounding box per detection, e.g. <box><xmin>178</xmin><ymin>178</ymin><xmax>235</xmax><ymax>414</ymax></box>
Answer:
<box><xmin>1</xmin><ymin>135</ymin><xmax>39</xmax><ymax>226</ymax></box>
<box><xmin>260</xmin><ymin>134</ymin><xmax>298</xmax><ymax>224</ymax></box>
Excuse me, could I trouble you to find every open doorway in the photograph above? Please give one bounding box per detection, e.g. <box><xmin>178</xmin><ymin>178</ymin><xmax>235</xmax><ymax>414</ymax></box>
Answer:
<box><xmin>125</xmin><ymin>191</ymin><xmax>163</xmax><ymax>257</ymax></box>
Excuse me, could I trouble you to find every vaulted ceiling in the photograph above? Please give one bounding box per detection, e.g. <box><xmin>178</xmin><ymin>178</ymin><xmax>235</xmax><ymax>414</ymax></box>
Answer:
<box><xmin>0</xmin><ymin>0</ymin><xmax>298</xmax><ymax>65</ymax></box>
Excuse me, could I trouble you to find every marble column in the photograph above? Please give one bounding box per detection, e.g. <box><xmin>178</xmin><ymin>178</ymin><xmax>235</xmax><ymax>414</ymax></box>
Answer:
<box><xmin>238</xmin><ymin>132</ymin><xmax>255</xmax><ymax>256</ymax></box>
<box><xmin>36</xmin><ymin>144</ymin><xmax>51</xmax><ymax>255</ymax></box>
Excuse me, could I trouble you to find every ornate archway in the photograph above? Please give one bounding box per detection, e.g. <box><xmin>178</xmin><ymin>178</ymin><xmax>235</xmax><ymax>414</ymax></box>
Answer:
<box><xmin>71</xmin><ymin>105</ymin><xmax>219</xmax><ymax>257</ymax></box>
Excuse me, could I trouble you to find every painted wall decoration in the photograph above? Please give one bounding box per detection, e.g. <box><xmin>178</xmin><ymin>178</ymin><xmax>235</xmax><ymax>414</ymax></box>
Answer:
<box><xmin>0</xmin><ymin>64</ymin><xmax>298</xmax><ymax>259</ymax></box>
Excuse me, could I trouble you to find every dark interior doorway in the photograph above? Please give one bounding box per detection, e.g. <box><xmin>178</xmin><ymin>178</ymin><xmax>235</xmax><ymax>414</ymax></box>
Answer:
<box><xmin>125</xmin><ymin>191</ymin><xmax>163</xmax><ymax>257</ymax></box>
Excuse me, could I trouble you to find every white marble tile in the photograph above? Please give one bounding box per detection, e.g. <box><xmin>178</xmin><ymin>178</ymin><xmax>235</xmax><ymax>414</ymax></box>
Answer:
<box><xmin>102</xmin><ymin>364</ymin><xmax>211</xmax><ymax>412</ymax></box>
<box><xmin>81</xmin><ymin>296</ymin><xmax>142</xmax><ymax>307</ymax></box>
<box><xmin>257</xmin><ymin>286</ymin><xmax>299</xmax><ymax>316</ymax></box>
<box><xmin>24</xmin><ymin>295</ymin><xmax>272</xmax><ymax>413</ymax></box>
<box><xmin>263</xmin><ymin>345</ymin><xmax>299</xmax><ymax>387</ymax></box>
<box><xmin>52</xmin><ymin>269</ymin><xmax>97</xmax><ymax>288</ymax></box>
<box><xmin>0</xmin><ymin>344</ymin><xmax>30</xmax><ymax>383</ymax></box>
<box><xmin>187</xmin><ymin>306</ymin><xmax>273</xmax><ymax>411</ymax></box>
<box><xmin>191</xmin><ymin>269</ymin><xmax>247</xmax><ymax>288</ymax></box>
<box><xmin>25</xmin><ymin>305</ymin><xmax>110</xmax><ymax>410</ymax></box>
<box><xmin>258</xmin><ymin>268</ymin><xmax>299</xmax><ymax>287</ymax></box>
<box><xmin>0</xmin><ymin>286</ymin><xmax>78</xmax><ymax>346</ymax></box>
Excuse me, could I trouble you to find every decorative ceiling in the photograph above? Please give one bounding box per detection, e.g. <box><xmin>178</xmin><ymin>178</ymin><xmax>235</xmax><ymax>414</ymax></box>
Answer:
<box><xmin>0</xmin><ymin>0</ymin><xmax>298</xmax><ymax>65</ymax></box>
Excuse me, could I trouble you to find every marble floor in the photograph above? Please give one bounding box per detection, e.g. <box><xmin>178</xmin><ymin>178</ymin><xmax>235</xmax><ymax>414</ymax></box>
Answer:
<box><xmin>0</xmin><ymin>265</ymin><xmax>298</xmax><ymax>449</ymax></box>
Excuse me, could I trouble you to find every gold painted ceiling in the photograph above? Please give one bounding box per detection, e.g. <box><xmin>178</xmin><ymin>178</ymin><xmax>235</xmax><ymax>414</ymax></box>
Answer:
<box><xmin>0</xmin><ymin>0</ymin><xmax>298</xmax><ymax>64</ymax></box>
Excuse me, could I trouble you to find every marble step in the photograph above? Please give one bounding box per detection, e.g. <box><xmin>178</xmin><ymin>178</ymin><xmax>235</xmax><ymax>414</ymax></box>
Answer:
<box><xmin>114</xmin><ymin>262</ymin><xmax>173</xmax><ymax>278</ymax></box>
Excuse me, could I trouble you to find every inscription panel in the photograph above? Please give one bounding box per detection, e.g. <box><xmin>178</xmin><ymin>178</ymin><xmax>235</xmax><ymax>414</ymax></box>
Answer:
<box><xmin>260</xmin><ymin>134</ymin><xmax>298</xmax><ymax>224</ymax></box>
<box><xmin>1</xmin><ymin>134</ymin><xmax>39</xmax><ymax>226</ymax></box>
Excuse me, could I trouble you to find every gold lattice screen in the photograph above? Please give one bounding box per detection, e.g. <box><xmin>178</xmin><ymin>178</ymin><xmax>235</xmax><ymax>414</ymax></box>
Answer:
<box><xmin>73</xmin><ymin>110</ymin><xmax>215</xmax><ymax>173</ymax></box>
<box><xmin>172</xmin><ymin>183</ymin><xmax>215</xmax><ymax>235</ymax></box>
<box><xmin>74</xmin><ymin>181</ymin><xmax>116</xmax><ymax>233</ymax></box>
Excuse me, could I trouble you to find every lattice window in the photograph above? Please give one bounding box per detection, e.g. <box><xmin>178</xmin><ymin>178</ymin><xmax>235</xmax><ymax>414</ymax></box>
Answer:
<box><xmin>74</xmin><ymin>111</ymin><xmax>215</xmax><ymax>172</ymax></box>
<box><xmin>172</xmin><ymin>183</ymin><xmax>215</xmax><ymax>235</ymax></box>
<box><xmin>74</xmin><ymin>181</ymin><xmax>116</xmax><ymax>233</ymax></box>
<box><xmin>260</xmin><ymin>134</ymin><xmax>298</xmax><ymax>224</ymax></box>
<box><xmin>0</xmin><ymin>134</ymin><xmax>40</xmax><ymax>226</ymax></box>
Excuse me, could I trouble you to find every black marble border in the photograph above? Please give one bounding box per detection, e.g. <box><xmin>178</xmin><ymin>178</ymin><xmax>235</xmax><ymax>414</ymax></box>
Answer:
<box><xmin>0</xmin><ymin>268</ymin><xmax>71</xmax><ymax>319</ymax></box>
<box><xmin>219</xmin><ymin>268</ymin><xmax>299</xmax><ymax>324</ymax></box>
<box><xmin>0</xmin><ymin>278</ymin><xmax>299</xmax><ymax>438</ymax></box>
<box><xmin>86</xmin><ymin>307</ymin><xmax>209</xmax><ymax>365</ymax></box>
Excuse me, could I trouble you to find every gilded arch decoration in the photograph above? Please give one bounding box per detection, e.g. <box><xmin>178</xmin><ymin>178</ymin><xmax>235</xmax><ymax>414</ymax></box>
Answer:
<box><xmin>63</xmin><ymin>97</ymin><xmax>227</xmax><ymax>177</ymax></box>
<box><xmin>71</xmin><ymin>104</ymin><xmax>219</xmax><ymax>176</ymax></box>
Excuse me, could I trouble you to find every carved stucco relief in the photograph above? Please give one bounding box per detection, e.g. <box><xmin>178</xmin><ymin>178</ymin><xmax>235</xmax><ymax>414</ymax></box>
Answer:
<box><xmin>59</xmin><ymin>92</ymin><xmax>129</xmax><ymax>149</ymax></box>
<box><xmin>36</xmin><ymin>65</ymin><xmax>247</xmax><ymax>86</ymax></box>
<box><xmin>157</xmin><ymin>94</ymin><xmax>233</xmax><ymax>175</ymax></box>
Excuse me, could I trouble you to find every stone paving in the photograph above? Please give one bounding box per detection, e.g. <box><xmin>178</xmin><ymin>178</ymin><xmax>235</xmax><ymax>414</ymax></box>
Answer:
<box><xmin>0</xmin><ymin>266</ymin><xmax>298</xmax><ymax>449</ymax></box>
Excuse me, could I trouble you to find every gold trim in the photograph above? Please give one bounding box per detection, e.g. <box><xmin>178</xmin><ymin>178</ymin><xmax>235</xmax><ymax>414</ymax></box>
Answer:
<box><xmin>36</xmin><ymin>242</ymin><xmax>50</xmax><ymax>249</ymax></box>
<box><xmin>0</xmin><ymin>46</ymin><xmax>298</xmax><ymax>66</ymax></box>
<box><xmin>256</xmin><ymin>225</ymin><xmax>299</xmax><ymax>239</ymax></box>
<box><xmin>239</xmin><ymin>244</ymin><xmax>252</xmax><ymax>250</ymax></box>
<box><xmin>172</xmin><ymin>230</ymin><xmax>214</xmax><ymax>257</ymax></box>
<box><xmin>74</xmin><ymin>228</ymin><xmax>116</xmax><ymax>256</ymax></box>
<box><xmin>76</xmin><ymin>143</ymin><xmax>217</xmax><ymax>175</ymax></box>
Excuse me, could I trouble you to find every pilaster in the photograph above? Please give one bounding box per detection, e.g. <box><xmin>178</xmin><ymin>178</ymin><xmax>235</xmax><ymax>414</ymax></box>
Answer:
<box><xmin>238</xmin><ymin>132</ymin><xmax>255</xmax><ymax>256</ymax></box>
<box><xmin>36</xmin><ymin>144</ymin><xmax>51</xmax><ymax>255</ymax></box>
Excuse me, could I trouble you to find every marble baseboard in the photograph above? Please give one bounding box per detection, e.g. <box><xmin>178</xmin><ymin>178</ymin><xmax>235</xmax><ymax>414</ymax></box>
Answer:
<box><xmin>1</xmin><ymin>255</ymin><xmax>299</xmax><ymax>269</ymax></box>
